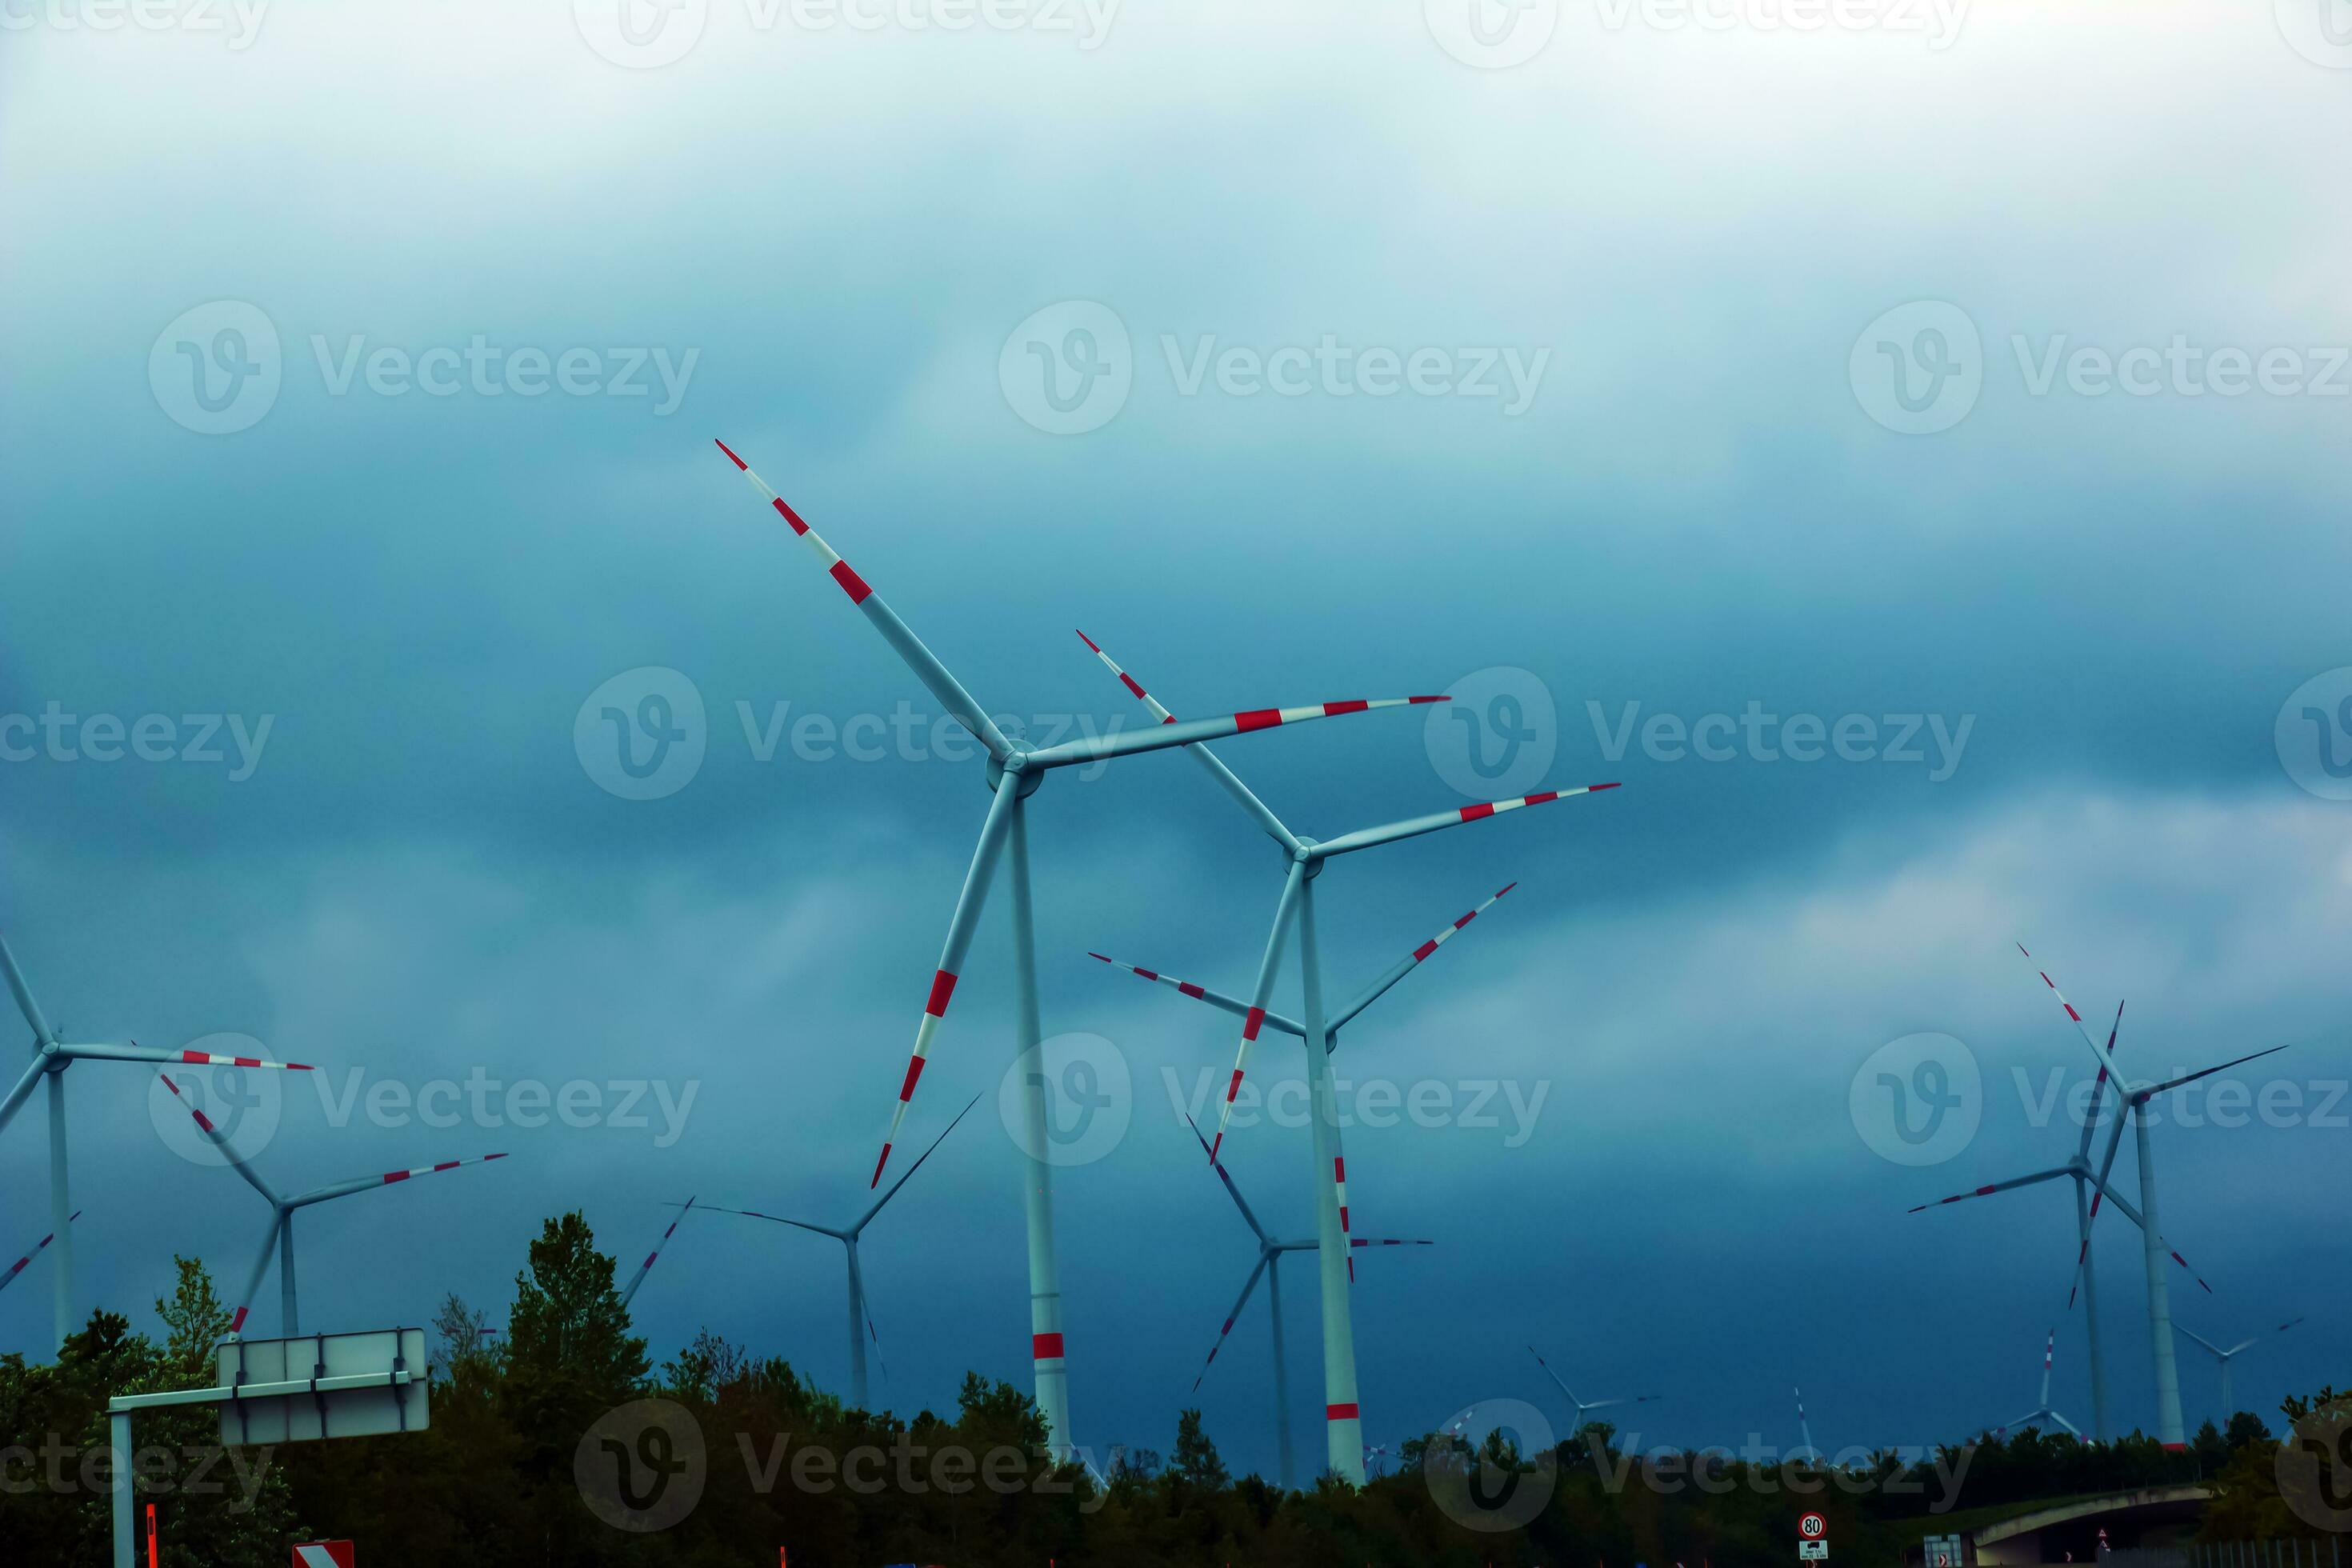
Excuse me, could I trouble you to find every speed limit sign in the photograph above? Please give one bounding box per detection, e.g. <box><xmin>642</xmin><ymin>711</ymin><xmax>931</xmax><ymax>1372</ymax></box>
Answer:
<box><xmin>1799</xmin><ymin>1513</ymin><xmax>1828</xmax><ymax>1540</ymax></box>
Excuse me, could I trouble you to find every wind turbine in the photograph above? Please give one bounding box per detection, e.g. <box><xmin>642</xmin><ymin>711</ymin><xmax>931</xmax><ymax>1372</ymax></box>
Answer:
<box><xmin>1527</xmin><ymin>1346</ymin><xmax>1661</xmax><ymax>1434</ymax></box>
<box><xmin>1181</xmin><ymin>1111</ymin><xmax>1430</xmax><ymax>1490</ymax></box>
<box><xmin>1</xmin><ymin>1210</ymin><xmax>78</xmax><ymax>1301</ymax></box>
<box><xmin>2</xmin><ymin>931</ymin><xmax>316</xmax><ymax>1351</ymax></box>
<box><xmin>712</xmin><ymin>442</ymin><xmax>1444</xmax><ymax>1458</ymax></box>
<box><xmin>1908</xmin><ymin>995</ymin><xmax>2131</xmax><ymax>1439</ymax></box>
<box><xmin>1074</xmin><ymin>627</ymin><xmax>1617</xmax><ymax>1480</ymax></box>
<box><xmin>1998</xmin><ymin>1329</ymin><xmax>2081</xmax><ymax>1438</ymax></box>
<box><xmin>1794</xmin><ymin>1387</ymin><xmax>1819</xmax><ymax>1462</ymax></box>
<box><xmin>2017</xmin><ymin>945</ymin><xmax>2290</xmax><ymax>1450</ymax></box>
<box><xmin>2178</xmin><ymin>1317</ymin><xmax>2303</xmax><ymax>1422</ymax></box>
<box><xmin>619</xmin><ymin>1197</ymin><xmax>698</xmax><ymax>1310</ymax></box>
<box><xmin>686</xmin><ymin>1092</ymin><xmax>982</xmax><ymax>1414</ymax></box>
<box><xmin>156</xmin><ymin>1073</ymin><xmax>506</xmax><ymax>1338</ymax></box>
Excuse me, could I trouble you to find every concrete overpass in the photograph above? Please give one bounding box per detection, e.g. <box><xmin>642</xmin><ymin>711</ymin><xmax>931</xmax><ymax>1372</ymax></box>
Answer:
<box><xmin>1969</xmin><ymin>1484</ymin><xmax>2214</xmax><ymax>1564</ymax></box>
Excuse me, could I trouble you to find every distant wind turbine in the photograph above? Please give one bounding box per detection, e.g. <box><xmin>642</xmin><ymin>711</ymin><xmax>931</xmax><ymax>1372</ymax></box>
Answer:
<box><xmin>2019</xmin><ymin>945</ymin><xmax>2289</xmax><ymax>1450</ymax></box>
<box><xmin>1527</xmin><ymin>1346</ymin><xmax>1661</xmax><ymax>1432</ymax></box>
<box><xmin>686</xmin><ymin>1092</ymin><xmax>983</xmax><ymax>1414</ymax></box>
<box><xmin>1998</xmin><ymin>1329</ymin><xmax>2081</xmax><ymax>1438</ymax></box>
<box><xmin>1182</xmin><ymin>1111</ymin><xmax>1430</xmax><ymax>1489</ymax></box>
<box><xmin>2</xmin><ymin>930</ymin><xmax>316</xmax><ymax>1350</ymax></box>
<box><xmin>2178</xmin><ymin>1317</ymin><xmax>2304</xmax><ymax>1422</ymax></box>
<box><xmin>157</xmin><ymin>1072</ymin><xmax>505</xmax><ymax>1337</ymax></box>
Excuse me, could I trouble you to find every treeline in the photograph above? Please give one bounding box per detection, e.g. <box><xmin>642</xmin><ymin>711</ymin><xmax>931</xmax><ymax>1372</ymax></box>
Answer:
<box><xmin>1</xmin><ymin>1210</ymin><xmax>2334</xmax><ymax>1566</ymax></box>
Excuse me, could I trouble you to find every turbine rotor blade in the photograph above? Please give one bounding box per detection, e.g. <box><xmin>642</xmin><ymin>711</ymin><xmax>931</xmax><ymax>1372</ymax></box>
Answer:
<box><xmin>2016</xmin><ymin>944</ymin><xmax>2131</xmax><ymax>1099</ymax></box>
<box><xmin>1331</xmin><ymin>881</ymin><xmax>1519</xmax><ymax>1031</ymax></box>
<box><xmin>1528</xmin><ymin>1345</ymin><xmax>1581</xmax><ymax>1410</ymax></box>
<box><xmin>1073</xmin><ymin>628</ymin><xmax>1299</xmax><ymax>852</ymax></box>
<box><xmin>1309</xmin><ymin>786</ymin><xmax>1620</xmax><ymax>860</ymax></box>
<box><xmin>1907</xmin><ymin>1165</ymin><xmax>2073</xmax><ymax>1213</ymax></box>
<box><xmin>2135</xmin><ymin>1043</ymin><xmax>2292</xmax><ymax>1101</ymax></box>
<box><xmin>714</xmin><ymin>441</ymin><xmax>1012</xmax><ymax>761</ymax></box>
<box><xmin>2072</xmin><ymin>1000</ymin><xmax>2126</xmax><ymax>1164</ymax></box>
<box><xmin>1184</xmin><ymin>1110</ymin><xmax>1271</xmax><ymax>1246</ymax></box>
<box><xmin>0</xmin><ymin>1210</ymin><xmax>78</xmax><ymax>1298</ymax></box>
<box><xmin>1208</xmin><ymin>862</ymin><xmax>1307</xmax><ymax>1165</ymax></box>
<box><xmin>0</xmin><ymin>932</ymin><xmax>57</xmax><ymax>1046</ymax></box>
<box><xmin>620</xmin><ymin>1195</ymin><xmax>696</xmax><ymax>1310</ymax></box>
<box><xmin>1026</xmin><ymin>695</ymin><xmax>1449</xmax><ymax>772</ymax></box>
<box><xmin>692</xmin><ymin>1205</ymin><xmax>843</xmax><ymax>1239</ymax></box>
<box><xmin>859</xmin><ymin>1090</ymin><xmax>983</xmax><ymax>1230</ymax></box>
<box><xmin>874</xmin><ymin>775</ymin><xmax>1021</xmax><ymax>1188</ymax></box>
<box><xmin>1085</xmin><ymin>952</ymin><xmax>1305</xmax><ymax>1037</ymax></box>
<box><xmin>226</xmin><ymin>1213</ymin><xmax>283</xmax><ymax>1337</ymax></box>
<box><xmin>287</xmin><ymin>1152</ymin><xmax>509</xmax><ymax>1209</ymax></box>
<box><xmin>63</xmin><ymin>1041</ymin><xmax>316</xmax><ymax>1071</ymax></box>
<box><xmin>0</xmin><ymin>1054</ymin><xmax>51</xmax><ymax>1139</ymax></box>
<box><xmin>156</xmin><ymin>1071</ymin><xmax>282</xmax><ymax>1206</ymax></box>
<box><xmin>1188</xmin><ymin>1253</ymin><xmax>1271</xmax><ymax>1394</ymax></box>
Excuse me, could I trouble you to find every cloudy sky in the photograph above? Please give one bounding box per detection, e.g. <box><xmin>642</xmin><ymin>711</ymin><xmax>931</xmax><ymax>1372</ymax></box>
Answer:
<box><xmin>3</xmin><ymin>0</ymin><xmax>2348</xmax><ymax>1479</ymax></box>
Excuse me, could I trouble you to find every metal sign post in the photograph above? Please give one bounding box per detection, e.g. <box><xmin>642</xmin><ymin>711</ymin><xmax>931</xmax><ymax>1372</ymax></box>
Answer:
<box><xmin>103</xmin><ymin>1329</ymin><xmax>427</xmax><ymax>1568</ymax></box>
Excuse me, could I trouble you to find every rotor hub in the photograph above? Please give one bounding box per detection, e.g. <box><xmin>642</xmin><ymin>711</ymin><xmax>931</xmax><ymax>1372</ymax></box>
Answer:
<box><xmin>985</xmin><ymin>740</ymin><xmax>1046</xmax><ymax>799</ymax></box>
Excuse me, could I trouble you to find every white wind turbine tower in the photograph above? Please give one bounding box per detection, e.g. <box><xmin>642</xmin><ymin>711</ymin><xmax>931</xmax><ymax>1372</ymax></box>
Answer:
<box><xmin>2178</xmin><ymin>1317</ymin><xmax>2303</xmax><ymax>1424</ymax></box>
<box><xmin>1527</xmin><ymin>1346</ymin><xmax>1661</xmax><ymax>1434</ymax></box>
<box><xmin>713</xmin><ymin>442</ymin><xmax>1446</xmax><ymax>1458</ymax></box>
<box><xmin>1075</xmin><ymin>628</ymin><xmax>1618</xmax><ymax>1481</ymax></box>
<box><xmin>1998</xmin><ymin>1329</ymin><xmax>2081</xmax><ymax>1438</ymax></box>
<box><xmin>1794</xmin><ymin>1387</ymin><xmax>1819</xmax><ymax>1463</ymax></box>
<box><xmin>2018</xmin><ymin>944</ymin><xmax>2290</xmax><ymax>1450</ymax></box>
<box><xmin>2</xmin><ymin>931</ymin><xmax>316</xmax><ymax>1351</ymax></box>
<box><xmin>1</xmin><ymin>1210</ymin><xmax>78</xmax><ymax>1304</ymax></box>
<box><xmin>157</xmin><ymin>1073</ymin><xmax>506</xmax><ymax>1337</ymax></box>
<box><xmin>1180</xmin><ymin>1111</ymin><xmax>1431</xmax><ymax>1490</ymax></box>
<box><xmin>686</xmin><ymin>1092</ymin><xmax>983</xmax><ymax>1414</ymax></box>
